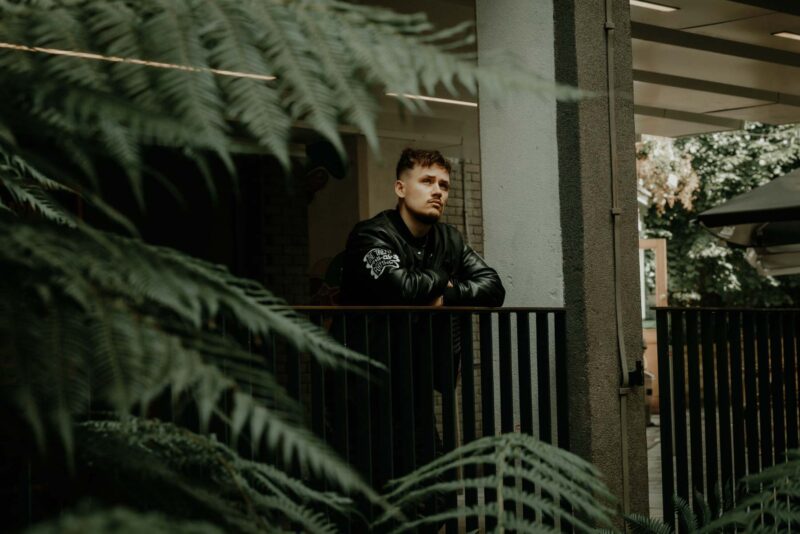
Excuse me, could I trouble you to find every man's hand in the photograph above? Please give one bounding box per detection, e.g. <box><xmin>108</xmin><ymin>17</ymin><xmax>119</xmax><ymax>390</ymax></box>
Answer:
<box><xmin>429</xmin><ymin>281</ymin><xmax>453</xmax><ymax>307</ymax></box>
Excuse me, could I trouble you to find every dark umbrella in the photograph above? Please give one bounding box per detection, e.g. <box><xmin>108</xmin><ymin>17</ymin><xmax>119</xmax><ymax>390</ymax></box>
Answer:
<box><xmin>697</xmin><ymin>169</ymin><xmax>800</xmax><ymax>276</ymax></box>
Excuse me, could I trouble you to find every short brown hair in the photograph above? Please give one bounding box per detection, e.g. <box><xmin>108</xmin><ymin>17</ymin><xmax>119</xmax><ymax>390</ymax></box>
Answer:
<box><xmin>395</xmin><ymin>148</ymin><xmax>451</xmax><ymax>180</ymax></box>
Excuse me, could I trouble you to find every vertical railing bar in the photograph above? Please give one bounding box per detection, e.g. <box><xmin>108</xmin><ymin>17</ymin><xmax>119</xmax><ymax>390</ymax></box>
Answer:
<box><xmin>785</xmin><ymin>311</ymin><xmax>799</xmax><ymax>451</ymax></box>
<box><xmin>554</xmin><ymin>311</ymin><xmax>572</xmax><ymax>533</ymax></box>
<box><xmin>516</xmin><ymin>312</ymin><xmax>534</xmax><ymax>523</ymax></box>
<box><xmin>517</xmin><ymin>312</ymin><xmax>534</xmax><ymax>435</ymax></box>
<box><xmin>742</xmin><ymin>311</ymin><xmax>760</xmax><ymax>476</ymax></box>
<box><xmin>536</xmin><ymin>312</ymin><xmax>553</xmax><ymax>527</ymax></box>
<box><xmin>671</xmin><ymin>310</ymin><xmax>689</xmax><ymax>508</ymax></box>
<box><xmin>309</xmin><ymin>313</ymin><xmax>326</xmax><ymax>441</ymax></box>
<box><xmin>375</xmin><ymin>313</ymin><xmax>394</xmax><ymax>487</ymax></box>
<box><xmin>357</xmin><ymin>313</ymin><xmax>373</xmax><ymax>524</ymax></box>
<box><xmin>388</xmin><ymin>311</ymin><xmax>417</xmax><ymax>534</ymax></box>
<box><xmin>686</xmin><ymin>309</ymin><xmax>705</xmax><ymax>500</ymax></box>
<box><xmin>498</xmin><ymin>312</ymin><xmax>514</xmax><ymax>434</ymax></box>
<box><xmin>769</xmin><ymin>312</ymin><xmax>786</xmax><ymax>462</ymax></box>
<box><xmin>555</xmin><ymin>311</ymin><xmax>570</xmax><ymax>451</ymax></box>
<box><xmin>795</xmin><ymin>311</ymin><xmax>800</xmax><ymax>454</ymax></box>
<box><xmin>756</xmin><ymin>312</ymin><xmax>773</xmax><ymax>469</ymax></box>
<box><xmin>331</xmin><ymin>313</ymin><xmax>351</xmax><ymax>533</ymax></box>
<box><xmin>417</xmin><ymin>313</ymin><xmax>437</xmax><ymax>521</ymax></box>
<box><xmin>459</xmin><ymin>313</ymin><xmax>478</xmax><ymax>533</ymax></box>
<box><xmin>728</xmin><ymin>312</ymin><xmax>747</xmax><ymax>485</ymax></box>
<box><xmin>656</xmin><ymin>309</ymin><xmax>675</xmax><ymax>530</ymax></box>
<box><xmin>715</xmin><ymin>311</ymin><xmax>733</xmax><ymax>506</ymax></box>
<box><xmin>440</xmin><ymin>312</ymin><xmax>458</xmax><ymax>534</ymax></box>
<box><xmin>536</xmin><ymin>312</ymin><xmax>552</xmax><ymax>445</ymax></box>
<box><xmin>497</xmin><ymin>312</ymin><xmax>514</xmax><ymax>522</ymax></box>
<box><xmin>700</xmin><ymin>310</ymin><xmax>719</xmax><ymax>512</ymax></box>
<box><xmin>479</xmin><ymin>312</ymin><xmax>496</xmax><ymax>532</ymax></box>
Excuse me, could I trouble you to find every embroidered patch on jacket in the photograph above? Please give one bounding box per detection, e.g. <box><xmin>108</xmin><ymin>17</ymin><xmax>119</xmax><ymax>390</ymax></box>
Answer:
<box><xmin>363</xmin><ymin>248</ymin><xmax>400</xmax><ymax>279</ymax></box>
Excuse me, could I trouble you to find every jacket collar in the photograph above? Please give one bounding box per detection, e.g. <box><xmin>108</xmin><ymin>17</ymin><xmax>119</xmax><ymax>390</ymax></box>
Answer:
<box><xmin>387</xmin><ymin>209</ymin><xmax>430</xmax><ymax>248</ymax></box>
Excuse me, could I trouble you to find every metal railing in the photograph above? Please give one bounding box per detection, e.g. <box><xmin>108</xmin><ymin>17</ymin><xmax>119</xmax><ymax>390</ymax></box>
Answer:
<box><xmin>279</xmin><ymin>306</ymin><xmax>571</xmax><ymax>532</ymax></box>
<box><xmin>655</xmin><ymin>307</ymin><xmax>800</xmax><ymax>529</ymax></box>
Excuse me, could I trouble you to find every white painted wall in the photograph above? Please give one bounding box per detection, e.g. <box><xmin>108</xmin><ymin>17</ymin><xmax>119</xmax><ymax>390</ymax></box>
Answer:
<box><xmin>476</xmin><ymin>0</ymin><xmax>564</xmax><ymax>307</ymax></box>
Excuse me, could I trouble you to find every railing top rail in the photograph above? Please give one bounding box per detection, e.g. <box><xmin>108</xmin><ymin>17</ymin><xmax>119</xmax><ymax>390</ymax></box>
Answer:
<box><xmin>292</xmin><ymin>305</ymin><xmax>566</xmax><ymax>313</ymax></box>
<box><xmin>653</xmin><ymin>306</ymin><xmax>800</xmax><ymax>312</ymax></box>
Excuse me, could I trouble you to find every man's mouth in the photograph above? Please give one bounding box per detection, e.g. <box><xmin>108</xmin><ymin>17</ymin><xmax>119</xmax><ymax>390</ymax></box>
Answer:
<box><xmin>429</xmin><ymin>200</ymin><xmax>442</xmax><ymax>208</ymax></box>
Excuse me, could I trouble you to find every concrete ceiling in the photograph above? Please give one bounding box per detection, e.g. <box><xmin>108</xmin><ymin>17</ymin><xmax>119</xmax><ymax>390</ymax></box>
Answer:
<box><xmin>631</xmin><ymin>0</ymin><xmax>800</xmax><ymax>137</ymax></box>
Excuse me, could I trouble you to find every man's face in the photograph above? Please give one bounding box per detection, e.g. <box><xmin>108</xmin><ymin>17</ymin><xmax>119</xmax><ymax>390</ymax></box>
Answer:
<box><xmin>396</xmin><ymin>164</ymin><xmax>450</xmax><ymax>224</ymax></box>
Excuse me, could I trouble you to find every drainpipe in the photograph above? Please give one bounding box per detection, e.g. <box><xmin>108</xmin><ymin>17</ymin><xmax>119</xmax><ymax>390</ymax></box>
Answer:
<box><xmin>604</xmin><ymin>0</ymin><xmax>641</xmax><ymax>521</ymax></box>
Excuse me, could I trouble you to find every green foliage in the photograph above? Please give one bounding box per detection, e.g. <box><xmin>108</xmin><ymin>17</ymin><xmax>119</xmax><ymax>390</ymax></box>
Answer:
<box><xmin>75</xmin><ymin>418</ymin><xmax>352</xmax><ymax>533</ymax></box>
<box><xmin>0</xmin><ymin>0</ymin><xmax>581</xmax><ymax>208</ymax></box>
<box><xmin>625</xmin><ymin>449</ymin><xmax>800</xmax><ymax>533</ymax></box>
<box><xmin>0</xmin><ymin>211</ymin><xmax>379</xmax><ymax>496</ymax></box>
<box><xmin>0</xmin><ymin>0</ymin><xmax>602</xmax><ymax>531</ymax></box>
<box><xmin>640</xmin><ymin>123</ymin><xmax>800</xmax><ymax>306</ymax></box>
<box><xmin>376</xmin><ymin>433</ymin><xmax>615</xmax><ymax>533</ymax></box>
<box><xmin>24</xmin><ymin>505</ymin><xmax>224</xmax><ymax>534</ymax></box>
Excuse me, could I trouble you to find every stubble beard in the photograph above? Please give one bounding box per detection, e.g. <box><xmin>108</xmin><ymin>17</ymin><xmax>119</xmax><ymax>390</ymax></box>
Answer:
<box><xmin>409</xmin><ymin>205</ymin><xmax>441</xmax><ymax>225</ymax></box>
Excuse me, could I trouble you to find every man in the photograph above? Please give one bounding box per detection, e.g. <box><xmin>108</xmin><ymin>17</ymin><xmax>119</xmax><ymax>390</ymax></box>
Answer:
<box><xmin>339</xmin><ymin>148</ymin><xmax>505</xmax><ymax>528</ymax></box>
<box><xmin>341</xmin><ymin>148</ymin><xmax>505</xmax><ymax>307</ymax></box>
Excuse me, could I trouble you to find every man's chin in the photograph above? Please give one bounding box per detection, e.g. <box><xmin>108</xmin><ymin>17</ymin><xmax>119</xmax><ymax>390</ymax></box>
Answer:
<box><xmin>411</xmin><ymin>209</ymin><xmax>441</xmax><ymax>225</ymax></box>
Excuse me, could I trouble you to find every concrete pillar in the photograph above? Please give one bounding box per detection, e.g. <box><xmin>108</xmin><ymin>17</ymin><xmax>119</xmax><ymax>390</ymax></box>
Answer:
<box><xmin>476</xmin><ymin>0</ymin><xmax>562</xmax><ymax>307</ymax></box>
<box><xmin>477</xmin><ymin>0</ymin><xmax>648</xmax><ymax>520</ymax></box>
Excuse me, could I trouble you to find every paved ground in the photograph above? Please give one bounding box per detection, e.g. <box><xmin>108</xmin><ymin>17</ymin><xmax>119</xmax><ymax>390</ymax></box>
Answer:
<box><xmin>648</xmin><ymin>415</ymin><xmax>663</xmax><ymax>519</ymax></box>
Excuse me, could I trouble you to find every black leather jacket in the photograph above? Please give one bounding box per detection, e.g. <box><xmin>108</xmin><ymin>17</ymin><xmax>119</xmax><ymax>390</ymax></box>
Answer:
<box><xmin>341</xmin><ymin>209</ymin><xmax>505</xmax><ymax>306</ymax></box>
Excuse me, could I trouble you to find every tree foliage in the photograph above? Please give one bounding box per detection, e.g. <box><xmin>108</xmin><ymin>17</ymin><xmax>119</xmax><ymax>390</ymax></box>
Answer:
<box><xmin>639</xmin><ymin>123</ymin><xmax>800</xmax><ymax>306</ymax></box>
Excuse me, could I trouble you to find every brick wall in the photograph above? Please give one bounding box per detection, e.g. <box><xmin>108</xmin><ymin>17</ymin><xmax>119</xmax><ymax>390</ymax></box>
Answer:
<box><xmin>440</xmin><ymin>160</ymin><xmax>484</xmax><ymax>255</ymax></box>
<box><xmin>434</xmin><ymin>160</ymin><xmax>493</xmax><ymax>442</ymax></box>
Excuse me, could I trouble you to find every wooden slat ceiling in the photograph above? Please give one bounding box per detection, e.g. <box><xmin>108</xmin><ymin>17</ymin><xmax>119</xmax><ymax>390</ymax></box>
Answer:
<box><xmin>632</xmin><ymin>0</ymin><xmax>800</xmax><ymax>137</ymax></box>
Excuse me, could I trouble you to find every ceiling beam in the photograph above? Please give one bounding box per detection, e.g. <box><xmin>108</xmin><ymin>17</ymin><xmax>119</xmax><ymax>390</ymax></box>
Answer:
<box><xmin>631</xmin><ymin>22</ymin><xmax>800</xmax><ymax>68</ymax></box>
<box><xmin>728</xmin><ymin>0</ymin><xmax>800</xmax><ymax>17</ymax></box>
<box><xmin>633</xmin><ymin>69</ymin><xmax>800</xmax><ymax>107</ymax></box>
<box><xmin>634</xmin><ymin>104</ymin><xmax>745</xmax><ymax>129</ymax></box>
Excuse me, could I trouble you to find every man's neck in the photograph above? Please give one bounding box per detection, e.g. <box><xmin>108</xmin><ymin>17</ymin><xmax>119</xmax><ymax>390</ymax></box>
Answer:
<box><xmin>398</xmin><ymin>205</ymin><xmax>432</xmax><ymax>238</ymax></box>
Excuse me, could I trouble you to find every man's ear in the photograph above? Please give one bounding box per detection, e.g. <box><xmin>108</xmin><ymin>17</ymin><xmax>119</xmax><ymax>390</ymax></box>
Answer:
<box><xmin>394</xmin><ymin>179</ymin><xmax>405</xmax><ymax>199</ymax></box>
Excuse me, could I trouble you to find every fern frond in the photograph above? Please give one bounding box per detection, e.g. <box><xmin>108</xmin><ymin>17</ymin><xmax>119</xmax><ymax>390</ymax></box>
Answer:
<box><xmin>75</xmin><ymin>418</ymin><xmax>353</xmax><ymax>533</ymax></box>
<box><xmin>0</xmin><ymin>146</ymin><xmax>76</xmax><ymax>225</ymax></box>
<box><xmin>0</xmin><ymin>269</ymin><xmax>374</xmax><ymax>500</ymax></box>
<box><xmin>674</xmin><ymin>495</ymin><xmax>698</xmax><ymax>533</ymax></box>
<box><xmin>196</xmin><ymin>0</ymin><xmax>291</xmax><ymax>166</ymax></box>
<box><xmin>24</xmin><ymin>505</ymin><xmax>225</xmax><ymax>534</ymax></box>
<box><xmin>375</xmin><ymin>433</ymin><xmax>615</xmax><ymax>533</ymax></box>
<box><xmin>0</xmin><ymin>213</ymin><xmax>384</xmax><ymax>498</ymax></box>
<box><xmin>625</xmin><ymin>513</ymin><xmax>673</xmax><ymax>534</ymax></box>
<box><xmin>2</xmin><ymin>217</ymin><xmax>376</xmax><ymax>370</ymax></box>
<box><xmin>0</xmin><ymin>0</ymin><xmax>583</xmax><ymax>199</ymax></box>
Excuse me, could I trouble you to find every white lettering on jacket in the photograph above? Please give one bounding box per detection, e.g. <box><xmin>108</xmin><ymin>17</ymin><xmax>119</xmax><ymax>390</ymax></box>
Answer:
<box><xmin>363</xmin><ymin>248</ymin><xmax>400</xmax><ymax>279</ymax></box>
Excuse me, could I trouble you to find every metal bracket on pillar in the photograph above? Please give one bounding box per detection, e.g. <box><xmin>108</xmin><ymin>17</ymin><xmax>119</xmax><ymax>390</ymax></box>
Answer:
<box><xmin>628</xmin><ymin>360</ymin><xmax>645</xmax><ymax>387</ymax></box>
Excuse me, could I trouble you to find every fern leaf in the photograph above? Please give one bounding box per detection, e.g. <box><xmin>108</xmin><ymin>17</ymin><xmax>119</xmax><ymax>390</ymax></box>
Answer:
<box><xmin>76</xmin><ymin>418</ymin><xmax>355</xmax><ymax>532</ymax></box>
<box><xmin>377</xmin><ymin>433</ymin><xmax>615</xmax><ymax>533</ymax></box>
<box><xmin>23</xmin><ymin>505</ymin><xmax>225</xmax><ymax>534</ymax></box>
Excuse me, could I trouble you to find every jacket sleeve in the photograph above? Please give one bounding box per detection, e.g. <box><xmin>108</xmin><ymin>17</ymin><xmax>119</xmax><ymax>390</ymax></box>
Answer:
<box><xmin>344</xmin><ymin>229</ymin><xmax>449</xmax><ymax>305</ymax></box>
<box><xmin>443</xmin><ymin>244</ymin><xmax>506</xmax><ymax>307</ymax></box>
